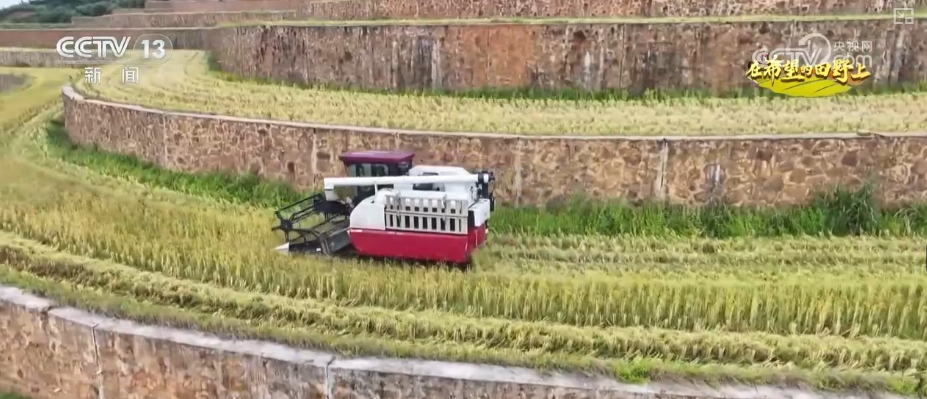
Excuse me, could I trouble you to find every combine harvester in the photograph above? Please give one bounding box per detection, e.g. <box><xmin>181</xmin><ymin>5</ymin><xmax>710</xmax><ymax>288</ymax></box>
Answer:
<box><xmin>272</xmin><ymin>151</ymin><xmax>496</xmax><ymax>265</ymax></box>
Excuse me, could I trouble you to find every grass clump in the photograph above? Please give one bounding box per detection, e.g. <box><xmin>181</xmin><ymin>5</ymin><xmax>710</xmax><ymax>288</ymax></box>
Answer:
<box><xmin>45</xmin><ymin>119</ymin><xmax>304</xmax><ymax>209</ymax></box>
<box><xmin>504</xmin><ymin>186</ymin><xmax>927</xmax><ymax>238</ymax></box>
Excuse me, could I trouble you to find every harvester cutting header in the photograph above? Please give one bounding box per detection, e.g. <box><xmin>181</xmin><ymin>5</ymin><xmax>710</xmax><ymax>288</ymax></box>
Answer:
<box><xmin>271</xmin><ymin>151</ymin><xmax>495</xmax><ymax>264</ymax></box>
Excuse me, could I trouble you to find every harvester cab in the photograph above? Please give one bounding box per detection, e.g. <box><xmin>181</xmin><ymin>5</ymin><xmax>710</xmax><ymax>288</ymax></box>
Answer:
<box><xmin>338</xmin><ymin>150</ymin><xmax>415</xmax><ymax>205</ymax></box>
<box><xmin>271</xmin><ymin>150</ymin><xmax>496</xmax><ymax>264</ymax></box>
<box><xmin>271</xmin><ymin>151</ymin><xmax>415</xmax><ymax>256</ymax></box>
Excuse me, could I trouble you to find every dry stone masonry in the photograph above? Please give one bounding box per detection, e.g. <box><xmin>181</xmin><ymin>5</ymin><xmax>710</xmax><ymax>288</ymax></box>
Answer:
<box><xmin>0</xmin><ymin>285</ymin><xmax>912</xmax><ymax>399</ymax></box>
<box><xmin>62</xmin><ymin>86</ymin><xmax>927</xmax><ymax>207</ymax></box>
<box><xmin>300</xmin><ymin>0</ymin><xmax>923</xmax><ymax>19</ymax></box>
<box><xmin>208</xmin><ymin>19</ymin><xmax>926</xmax><ymax>95</ymax></box>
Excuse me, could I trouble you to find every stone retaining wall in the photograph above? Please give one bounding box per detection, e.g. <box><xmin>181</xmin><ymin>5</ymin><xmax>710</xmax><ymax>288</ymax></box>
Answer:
<box><xmin>71</xmin><ymin>10</ymin><xmax>301</xmax><ymax>28</ymax></box>
<box><xmin>0</xmin><ymin>284</ymin><xmax>901</xmax><ymax>399</ymax></box>
<box><xmin>300</xmin><ymin>0</ymin><xmax>919</xmax><ymax>19</ymax></box>
<box><xmin>208</xmin><ymin>19</ymin><xmax>926</xmax><ymax>95</ymax></box>
<box><xmin>61</xmin><ymin>85</ymin><xmax>927</xmax><ymax>207</ymax></box>
<box><xmin>0</xmin><ymin>28</ymin><xmax>209</xmax><ymax>49</ymax></box>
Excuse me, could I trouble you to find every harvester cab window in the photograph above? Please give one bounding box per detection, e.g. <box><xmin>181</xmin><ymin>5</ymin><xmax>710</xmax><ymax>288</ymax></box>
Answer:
<box><xmin>346</xmin><ymin>163</ymin><xmax>392</xmax><ymax>178</ymax></box>
<box><xmin>413</xmin><ymin>172</ymin><xmax>441</xmax><ymax>191</ymax></box>
<box><xmin>348</xmin><ymin>163</ymin><xmax>394</xmax><ymax>202</ymax></box>
<box><xmin>371</xmin><ymin>164</ymin><xmax>388</xmax><ymax>177</ymax></box>
<box><xmin>397</xmin><ymin>162</ymin><xmax>410</xmax><ymax>175</ymax></box>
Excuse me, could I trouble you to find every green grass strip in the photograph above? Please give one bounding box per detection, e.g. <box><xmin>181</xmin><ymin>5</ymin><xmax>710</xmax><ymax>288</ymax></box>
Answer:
<box><xmin>45</xmin><ymin>118</ymin><xmax>927</xmax><ymax>238</ymax></box>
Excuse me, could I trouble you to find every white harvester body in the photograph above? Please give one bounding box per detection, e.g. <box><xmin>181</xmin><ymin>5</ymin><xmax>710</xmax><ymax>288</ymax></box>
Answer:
<box><xmin>272</xmin><ymin>162</ymin><xmax>496</xmax><ymax>264</ymax></box>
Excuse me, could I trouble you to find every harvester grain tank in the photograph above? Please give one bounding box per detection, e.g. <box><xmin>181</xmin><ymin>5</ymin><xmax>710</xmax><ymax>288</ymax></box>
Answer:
<box><xmin>271</xmin><ymin>151</ymin><xmax>495</xmax><ymax>264</ymax></box>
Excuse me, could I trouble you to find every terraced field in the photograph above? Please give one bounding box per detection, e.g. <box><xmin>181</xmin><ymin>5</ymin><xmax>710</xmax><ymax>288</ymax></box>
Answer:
<box><xmin>76</xmin><ymin>52</ymin><xmax>927</xmax><ymax>136</ymax></box>
<box><xmin>2</xmin><ymin>65</ymin><xmax>927</xmax><ymax>397</ymax></box>
<box><xmin>2</xmin><ymin>1</ymin><xmax>927</xmax><ymax>398</ymax></box>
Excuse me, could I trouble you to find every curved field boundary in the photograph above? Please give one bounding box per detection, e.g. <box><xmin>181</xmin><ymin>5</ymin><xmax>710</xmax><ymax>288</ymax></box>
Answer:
<box><xmin>0</xmin><ymin>49</ymin><xmax>120</xmax><ymax>67</ymax></box>
<box><xmin>210</xmin><ymin>18</ymin><xmax>926</xmax><ymax>94</ymax></box>
<box><xmin>0</xmin><ymin>27</ymin><xmax>209</xmax><ymax>49</ymax></box>
<box><xmin>61</xmin><ymin>85</ymin><xmax>927</xmax><ymax>206</ymax></box>
<box><xmin>0</xmin><ymin>73</ymin><xmax>25</xmax><ymax>91</ymax></box>
<box><xmin>300</xmin><ymin>0</ymin><xmax>920</xmax><ymax>19</ymax></box>
<box><xmin>0</xmin><ymin>284</ymin><xmax>908</xmax><ymax>399</ymax></box>
<box><xmin>142</xmin><ymin>0</ymin><xmax>309</xmax><ymax>13</ymax></box>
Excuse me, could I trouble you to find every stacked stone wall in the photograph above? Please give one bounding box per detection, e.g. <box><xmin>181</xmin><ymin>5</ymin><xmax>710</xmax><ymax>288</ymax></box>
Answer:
<box><xmin>207</xmin><ymin>20</ymin><xmax>926</xmax><ymax>95</ymax></box>
<box><xmin>301</xmin><ymin>0</ymin><xmax>922</xmax><ymax>19</ymax></box>
<box><xmin>62</xmin><ymin>86</ymin><xmax>927</xmax><ymax>207</ymax></box>
<box><xmin>0</xmin><ymin>285</ymin><xmax>892</xmax><ymax>399</ymax></box>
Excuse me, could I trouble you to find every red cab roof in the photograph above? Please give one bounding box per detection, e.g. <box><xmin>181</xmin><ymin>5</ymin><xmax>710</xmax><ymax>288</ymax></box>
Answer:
<box><xmin>339</xmin><ymin>150</ymin><xmax>415</xmax><ymax>164</ymax></box>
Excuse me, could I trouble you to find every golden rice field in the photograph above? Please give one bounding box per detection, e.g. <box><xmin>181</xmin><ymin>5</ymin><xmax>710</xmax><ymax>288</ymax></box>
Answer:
<box><xmin>2</xmin><ymin>66</ymin><xmax>927</xmax><ymax>395</ymax></box>
<box><xmin>71</xmin><ymin>51</ymin><xmax>927</xmax><ymax>136</ymax></box>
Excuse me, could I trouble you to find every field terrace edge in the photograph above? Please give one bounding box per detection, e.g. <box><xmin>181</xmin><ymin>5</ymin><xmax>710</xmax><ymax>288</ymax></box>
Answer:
<box><xmin>61</xmin><ymin>85</ymin><xmax>927</xmax><ymax>207</ymax></box>
<box><xmin>0</xmin><ymin>284</ymin><xmax>913</xmax><ymax>399</ymax></box>
<box><xmin>2</xmin><ymin>18</ymin><xmax>925</xmax><ymax>95</ymax></box>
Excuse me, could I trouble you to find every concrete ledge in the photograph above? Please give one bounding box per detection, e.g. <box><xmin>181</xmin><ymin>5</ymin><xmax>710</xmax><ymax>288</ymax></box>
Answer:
<box><xmin>0</xmin><ymin>283</ymin><xmax>914</xmax><ymax>399</ymax></box>
<box><xmin>60</xmin><ymin>84</ymin><xmax>927</xmax><ymax>207</ymax></box>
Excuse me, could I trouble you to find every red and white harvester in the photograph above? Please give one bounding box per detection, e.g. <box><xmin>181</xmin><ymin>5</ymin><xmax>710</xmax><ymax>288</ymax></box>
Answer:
<box><xmin>271</xmin><ymin>151</ymin><xmax>496</xmax><ymax>264</ymax></box>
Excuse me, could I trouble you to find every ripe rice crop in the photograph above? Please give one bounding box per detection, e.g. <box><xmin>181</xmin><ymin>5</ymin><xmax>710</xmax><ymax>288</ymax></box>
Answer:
<box><xmin>3</xmin><ymin>67</ymin><xmax>927</xmax><ymax>394</ymax></box>
<box><xmin>0</xmin><ymin>67</ymin><xmax>77</xmax><ymax>134</ymax></box>
<box><xmin>72</xmin><ymin>52</ymin><xmax>927</xmax><ymax>136</ymax></box>
<box><xmin>3</xmin><ymin>156</ymin><xmax>927</xmax><ymax>341</ymax></box>
<box><xmin>0</xmin><ymin>232</ymin><xmax>923</xmax><ymax>392</ymax></box>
